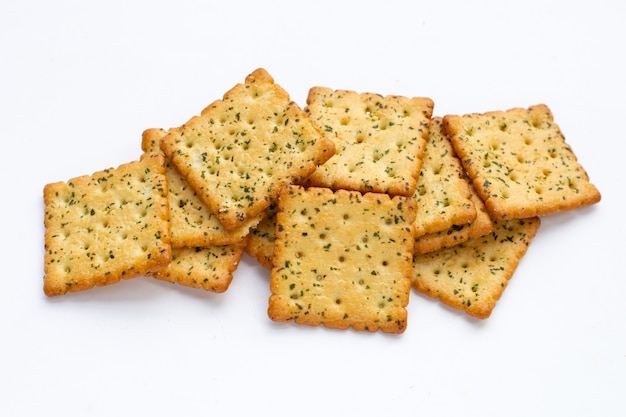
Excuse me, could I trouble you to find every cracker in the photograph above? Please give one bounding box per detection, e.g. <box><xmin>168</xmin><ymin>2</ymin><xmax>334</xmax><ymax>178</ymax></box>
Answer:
<box><xmin>43</xmin><ymin>153</ymin><xmax>171</xmax><ymax>296</ymax></box>
<box><xmin>142</xmin><ymin>128</ymin><xmax>262</xmax><ymax>247</ymax></box>
<box><xmin>443</xmin><ymin>105</ymin><xmax>601</xmax><ymax>219</ymax></box>
<box><xmin>413</xmin><ymin>117</ymin><xmax>476</xmax><ymax>237</ymax></box>
<box><xmin>412</xmin><ymin>217</ymin><xmax>540</xmax><ymax>319</ymax></box>
<box><xmin>414</xmin><ymin>183</ymin><xmax>493</xmax><ymax>254</ymax></box>
<box><xmin>149</xmin><ymin>239</ymin><xmax>246</xmax><ymax>293</ymax></box>
<box><xmin>160</xmin><ymin>68</ymin><xmax>336</xmax><ymax>231</ymax></box>
<box><xmin>301</xmin><ymin>87</ymin><xmax>434</xmax><ymax>196</ymax></box>
<box><xmin>244</xmin><ymin>202</ymin><xmax>278</xmax><ymax>269</ymax></box>
<box><xmin>268</xmin><ymin>185</ymin><xmax>416</xmax><ymax>333</ymax></box>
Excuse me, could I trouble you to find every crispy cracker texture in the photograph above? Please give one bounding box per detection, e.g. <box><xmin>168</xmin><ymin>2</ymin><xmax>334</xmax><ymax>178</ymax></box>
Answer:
<box><xmin>412</xmin><ymin>217</ymin><xmax>540</xmax><ymax>319</ymax></box>
<box><xmin>413</xmin><ymin>117</ymin><xmax>476</xmax><ymax>237</ymax></box>
<box><xmin>414</xmin><ymin>183</ymin><xmax>493</xmax><ymax>255</ymax></box>
<box><xmin>142</xmin><ymin>127</ymin><xmax>262</xmax><ymax>247</ymax></box>
<box><xmin>244</xmin><ymin>202</ymin><xmax>278</xmax><ymax>269</ymax></box>
<box><xmin>302</xmin><ymin>87</ymin><xmax>434</xmax><ymax>196</ymax></box>
<box><xmin>443</xmin><ymin>104</ymin><xmax>601</xmax><ymax>219</ymax></box>
<box><xmin>149</xmin><ymin>239</ymin><xmax>247</xmax><ymax>293</ymax></box>
<box><xmin>269</xmin><ymin>185</ymin><xmax>416</xmax><ymax>333</ymax></box>
<box><xmin>43</xmin><ymin>153</ymin><xmax>171</xmax><ymax>296</ymax></box>
<box><xmin>159</xmin><ymin>68</ymin><xmax>336</xmax><ymax>231</ymax></box>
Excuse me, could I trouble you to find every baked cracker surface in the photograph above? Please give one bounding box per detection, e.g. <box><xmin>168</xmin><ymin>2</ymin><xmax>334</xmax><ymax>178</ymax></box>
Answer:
<box><xmin>269</xmin><ymin>185</ymin><xmax>416</xmax><ymax>333</ymax></box>
<box><xmin>142</xmin><ymin>128</ymin><xmax>262</xmax><ymax>247</ymax></box>
<box><xmin>149</xmin><ymin>240</ymin><xmax>246</xmax><ymax>293</ymax></box>
<box><xmin>302</xmin><ymin>87</ymin><xmax>433</xmax><ymax>196</ymax></box>
<box><xmin>160</xmin><ymin>68</ymin><xmax>335</xmax><ymax>231</ymax></box>
<box><xmin>414</xmin><ymin>183</ymin><xmax>493</xmax><ymax>254</ymax></box>
<box><xmin>244</xmin><ymin>202</ymin><xmax>278</xmax><ymax>269</ymax></box>
<box><xmin>43</xmin><ymin>153</ymin><xmax>171</xmax><ymax>296</ymax></box>
<box><xmin>443</xmin><ymin>104</ymin><xmax>601</xmax><ymax>219</ymax></box>
<box><xmin>412</xmin><ymin>217</ymin><xmax>540</xmax><ymax>319</ymax></box>
<box><xmin>413</xmin><ymin>117</ymin><xmax>476</xmax><ymax>237</ymax></box>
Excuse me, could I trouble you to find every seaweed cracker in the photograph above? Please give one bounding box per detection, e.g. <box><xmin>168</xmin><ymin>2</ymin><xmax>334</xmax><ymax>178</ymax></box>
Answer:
<box><xmin>302</xmin><ymin>87</ymin><xmax>433</xmax><ymax>196</ymax></box>
<box><xmin>413</xmin><ymin>117</ymin><xmax>476</xmax><ymax>238</ymax></box>
<box><xmin>142</xmin><ymin>128</ymin><xmax>262</xmax><ymax>247</ymax></box>
<box><xmin>149</xmin><ymin>240</ymin><xmax>246</xmax><ymax>293</ymax></box>
<box><xmin>414</xmin><ymin>184</ymin><xmax>492</xmax><ymax>254</ymax></box>
<box><xmin>43</xmin><ymin>153</ymin><xmax>171</xmax><ymax>296</ymax></box>
<box><xmin>412</xmin><ymin>217</ymin><xmax>540</xmax><ymax>319</ymax></box>
<box><xmin>443</xmin><ymin>105</ymin><xmax>601</xmax><ymax>219</ymax></box>
<box><xmin>269</xmin><ymin>185</ymin><xmax>416</xmax><ymax>333</ymax></box>
<box><xmin>244</xmin><ymin>202</ymin><xmax>278</xmax><ymax>269</ymax></box>
<box><xmin>160</xmin><ymin>68</ymin><xmax>336</xmax><ymax>231</ymax></box>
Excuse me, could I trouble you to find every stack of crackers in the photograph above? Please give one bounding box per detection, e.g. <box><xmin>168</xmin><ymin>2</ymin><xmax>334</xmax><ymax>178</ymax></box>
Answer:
<box><xmin>43</xmin><ymin>68</ymin><xmax>601</xmax><ymax>333</ymax></box>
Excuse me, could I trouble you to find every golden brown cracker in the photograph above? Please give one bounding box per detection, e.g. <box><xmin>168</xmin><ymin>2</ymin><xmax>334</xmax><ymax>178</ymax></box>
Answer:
<box><xmin>414</xmin><ymin>183</ymin><xmax>493</xmax><ymax>254</ymax></box>
<box><xmin>302</xmin><ymin>87</ymin><xmax>433</xmax><ymax>196</ymax></box>
<box><xmin>413</xmin><ymin>117</ymin><xmax>476</xmax><ymax>237</ymax></box>
<box><xmin>269</xmin><ymin>185</ymin><xmax>416</xmax><ymax>333</ymax></box>
<box><xmin>412</xmin><ymin>217</ymin><xmax>540</xmax><ymax>319</ymax></box>
<box><xmin>443</xmin><ymin>105</ymin><xmax>601</xmax><ymax>219</ymax></box>
<box><xmin>43</xmin><ymin>153</ymin><xmax>171</xmax><ymax>296</ymax></box>
<box><xmin>142</xmin><ymin>128</ymin><xmax>262</xmax><ymax>247</ymax></box>
<box><xmin>244</xmin><ymin>202</ymin><xmax>278</xmax><ymax>269</ymax></box>
<box><xmin>160</xmin><ymin>68</ymin><xmax>336</xmax><ymax>231</ymax></box>
<box><xmin>149</xmin><ymin>240</ymin><xmax>246</xmax><ymax>293</ymax></box>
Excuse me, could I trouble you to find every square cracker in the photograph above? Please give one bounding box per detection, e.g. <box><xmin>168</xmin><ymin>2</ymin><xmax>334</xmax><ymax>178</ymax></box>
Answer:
<box><xmin>148</xmin><ymin>239</ymin><xmax>246</xmax><ymax>293</ymax></box>
<box><xmin>269</xmin><ymin>185</ymin><xmax>416</xmax><ymax>333</ymax></box>
<box><xmin>443</xmin><ymin>104</ymin><xmax>601</xmax><ymax>219</ymax></box>
<box><xmin>412</xmin><ymin>217</ymin><xmax>540</xmax><ymax>319</ymax></box>
<box><xmin>414</xmin><ymin>183</ymin><xmax>493</xmax><ymax>254</ymax></box>
<box><xmin>43</xmin><ymin>153</ymin><xmax>171</xmax><ymax>296</ymax></box>
<box><xmin>142</xmin><ymin>128</ymin><xmax>263</xmax><ymax>247</ymax></box>
<box><xmin>413</xmin><ymin>117</ymin><xmax>476</xmax><ymax>238</ymax></box>
<box><xmin>160</xmin><ymin>68</ymin><xmax>336</xmax><ymax>231</ymax></box>
<box><xmin>301</xmin><ymin>87</ymin><xmax>434</xmax><ymax>196</ymax></box>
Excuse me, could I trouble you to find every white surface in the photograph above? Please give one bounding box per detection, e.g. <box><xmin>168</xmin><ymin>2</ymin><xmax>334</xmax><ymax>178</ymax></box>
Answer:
<box><xmin>1</xmin><ymin>1</ymin><xmax>624</xmax><ymax>416</ymax></box>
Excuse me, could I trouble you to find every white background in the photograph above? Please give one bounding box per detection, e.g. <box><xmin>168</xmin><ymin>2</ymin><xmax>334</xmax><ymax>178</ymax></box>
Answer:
<box><xmin>1</xmin><ymin>1</ymin><xmax>624</xmax><ymax>416</ymax></box>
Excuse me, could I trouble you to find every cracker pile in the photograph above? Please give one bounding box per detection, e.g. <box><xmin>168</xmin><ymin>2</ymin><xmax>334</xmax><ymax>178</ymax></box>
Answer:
<box><xmin>43</xmin><ymin>68</ymin><xmax>601</xmax><ymax>333</ymax></box>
